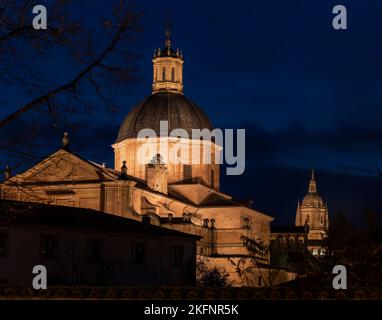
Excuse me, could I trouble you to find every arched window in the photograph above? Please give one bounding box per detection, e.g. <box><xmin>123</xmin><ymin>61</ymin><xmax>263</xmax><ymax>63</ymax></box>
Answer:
<box><xmin>171</xmin><ymin>67</ymin><xmax>175</xmax><ymax>81</ymax></box>
<box><xmin>289</xmin><ymin>237</ymin><xmax>295</xmax><ymax>248</ymax></box>
<box><xmin>320</xmin><ymin>216</ymin><xmax>323</xmax><ymax>224</ymax></box>
<box><xmin>162</xmin><ymin>67</ymin><xmax>166</xmax><ymax>81</ymax></box>
<box><xmin>281</xmin><ymin>236</ymin><xmax>287</xmax><ymax>248</ymax></box>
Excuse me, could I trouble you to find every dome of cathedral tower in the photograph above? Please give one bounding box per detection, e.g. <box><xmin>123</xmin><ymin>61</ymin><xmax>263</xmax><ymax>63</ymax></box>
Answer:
<box><xmin>115</xmin><ymin>31</ymin><xmax>213</xmax><ymax>143</ymax></box>
<box><xmin>115</xmin><ymin>91</ymin><xmax>213</xmax><ymax>142</ymax></box>
<box><xmin>302</xmin><ymin>192</ymin><xmax>324</xmax><ymax>206</ymax></box>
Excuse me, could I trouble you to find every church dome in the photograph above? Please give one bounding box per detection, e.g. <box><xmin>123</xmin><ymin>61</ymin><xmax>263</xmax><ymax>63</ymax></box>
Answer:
<box><xmin>115</xmin><ymin>92</ymin><xmax>213</xmax><ymax>143</ymax></box>
<box><xmin>302</xmin><ymin>192</ymin><xmax>324</xmax><ymax>206</ymax></box>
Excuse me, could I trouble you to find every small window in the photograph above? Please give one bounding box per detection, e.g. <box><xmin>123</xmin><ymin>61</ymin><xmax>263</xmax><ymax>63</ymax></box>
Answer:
<box><xmin>131</xmin><ymin>242</ymin><xmax>145</xmax><ymax>264</ymax></box>
<box><xmin>170</xmin><ymin>246</ymin><xmax>184</xmax><ymax>267</ymax></box>
<box><xmin>40</xmin><ymin>234</ymin><xmax>57</xmax><ymax>259</ymax></box>
<box><xmin>0</xmin><ymin>232</ymin><xmax>9</xmax><ymax>257</ymax></box>
<box><xmin>243</xmin><ymin>217</ymin><xmax>250</xmax><ymax>228</ymax></box>
<box><xmin>171</xmin><ymin>67</ymin><xmax>175</xmax><ymax>81</ymax></box>
<box><xmin>183</xmin><ymin>165</ymin><xmax>192</xmax><ymax>181</ymax></box>
<box><xmin>312</xmin><ymin>249</ymin><xmax>318</xmax><ymax>256</ymax></box>
<box><xmin>89</xmin><ymin>239</ymin><xmax>103</xmax><ymax>261</ymax></box>
<box><xmin>211</xmin><ymin>169</ymin><xmax>215</xmax><ymax>188</ymax></box>
<box><xmin>162</xmin><ymin>67</ymin><xmax>166</xmax><ymax>81</ymax></box>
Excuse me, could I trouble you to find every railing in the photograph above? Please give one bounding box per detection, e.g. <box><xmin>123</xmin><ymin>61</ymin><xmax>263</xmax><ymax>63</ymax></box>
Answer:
<box><xmin>0</xmin><ymin>286</ymin><xmax>380</xmax><ymax>300</ymax></box>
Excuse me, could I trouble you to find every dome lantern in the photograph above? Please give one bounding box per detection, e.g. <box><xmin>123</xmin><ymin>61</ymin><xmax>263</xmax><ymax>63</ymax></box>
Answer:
<box><xmin>152</xmin><ymin>31</ymin><xmax>184</xmax><ymax>94</ymax></box>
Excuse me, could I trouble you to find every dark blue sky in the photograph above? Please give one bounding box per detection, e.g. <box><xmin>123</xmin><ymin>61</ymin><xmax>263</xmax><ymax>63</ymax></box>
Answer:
<box><xmin>1</xmin><ymin>0</ymin><xmax>382</xmax><ymax>226</ymax></box>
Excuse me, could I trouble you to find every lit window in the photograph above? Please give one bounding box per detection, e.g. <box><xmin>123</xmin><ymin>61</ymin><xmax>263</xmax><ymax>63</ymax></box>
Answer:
<box><xmin>320</xmin><ymin>249</ymin><xmax>326</xmax><ymax>256</ymax></box>
<box><xmin>312</xmin><ymin>249</ymin><xmax>318</xmax><ymax>256</ymax></box>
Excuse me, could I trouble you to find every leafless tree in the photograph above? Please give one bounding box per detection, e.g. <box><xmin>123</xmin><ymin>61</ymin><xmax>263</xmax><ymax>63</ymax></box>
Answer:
<box><xmin>0</xmin><ymin>0</ymin><xmax>143</xmax><ymax>174</ymax></box>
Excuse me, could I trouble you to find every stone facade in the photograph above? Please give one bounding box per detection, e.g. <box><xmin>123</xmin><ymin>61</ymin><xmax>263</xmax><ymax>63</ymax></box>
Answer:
<box><xmin>0</xmin><ymin>147</ymin><xmax>275</xmax><ymax>285</ymax></box>
<box><xmin>295</xmin><ymin>170</ymin><xmax>329</xmax><ymax>256</ymax></box>
<box><xmin>112</xmin><ymin>137</ymin><xmax>221</xmax><ymax>189</ymax></box>
<box><xmin>1</xmin><ymin>32</ymin><xmax>331</xmax><ymax>287</ymax></box>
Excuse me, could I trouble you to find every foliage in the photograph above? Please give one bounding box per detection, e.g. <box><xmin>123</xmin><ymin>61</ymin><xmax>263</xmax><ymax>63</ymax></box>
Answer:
<box><xmin>230</xmin><ymin>235</ymin><xmax>294</xmax><ymax>287</ymax></box>
<box><xmin>0</xmin><ymin>0</ymin><xmax>143</xmax><ymax>172</ymax></box>
<box><xmin>324</xmin><ymin>210</ymin><xmax>382</xmax><ymax>288</ymax></box>
<box><xmin>196</xmin><ymin>258</ymin><xmax>232</xmax><ymax>287</ymax></box>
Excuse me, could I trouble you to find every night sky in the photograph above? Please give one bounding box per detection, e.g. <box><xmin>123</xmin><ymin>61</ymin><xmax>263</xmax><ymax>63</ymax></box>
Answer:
<box><xmin>1</xmin><ymin>0</ymin><xmax>382</xmax><ymax>226</ymax></box>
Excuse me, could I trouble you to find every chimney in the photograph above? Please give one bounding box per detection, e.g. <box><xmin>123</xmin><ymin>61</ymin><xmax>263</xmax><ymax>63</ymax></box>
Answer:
<box><xmin>145</xmin><ymin>154</ymin><xmax>168</xmax><ymax>194</ymax></box>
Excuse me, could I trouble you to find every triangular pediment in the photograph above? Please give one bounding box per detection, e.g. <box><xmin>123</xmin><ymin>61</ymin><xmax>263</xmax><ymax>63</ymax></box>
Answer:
<box><xmin>7</xmin><ymin>149</ymin><xmax>117</xmax><ymax>185</ymax></box>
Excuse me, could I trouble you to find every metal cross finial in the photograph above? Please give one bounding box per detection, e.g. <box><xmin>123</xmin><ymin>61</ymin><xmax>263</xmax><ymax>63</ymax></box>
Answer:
<box><xmin>165</xmin><ymin>29</ymin><xmax>171</xmax><ymax>48</ymax></box>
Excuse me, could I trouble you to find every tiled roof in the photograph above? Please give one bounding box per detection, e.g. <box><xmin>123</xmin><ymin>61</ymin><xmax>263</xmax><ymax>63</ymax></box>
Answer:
<box><xmin>0</xmin><ymin>200</ymin><xmax>201</xmax><ymax>240</ymax></box>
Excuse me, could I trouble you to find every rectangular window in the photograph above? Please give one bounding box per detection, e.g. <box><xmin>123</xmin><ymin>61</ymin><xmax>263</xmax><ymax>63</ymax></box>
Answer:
<box><xmin>131</xmin><ymin>242</ymin><xmax>145</xmax><ymax>264</ymax></box>
<box><xmin>0</xmin><ymin>232</ymin><xmax>8</xmax><ymax>257</ymax></box>
<box><xmin>40</xmin><ymin>234</ymin><xmax>57</xmax><ymax>259</ymax></box>
<box><xmin>211</xmin><ymin>169</ymin><xmax>215</xmax><ymax>188</ymax></box>
<box><xmin>183</xmin><ymin>165</ymin><xmax>192</xmax><ymax>181</ymax></box>
<box><xmin>89</xmin><ymin>239</ymin><xmax>103</xmax><ymax>261</ymax></box>
<box><xmin>170</xmin><ymin>246</ymin><xmax>184</xmax><ymax>267</ymax></box>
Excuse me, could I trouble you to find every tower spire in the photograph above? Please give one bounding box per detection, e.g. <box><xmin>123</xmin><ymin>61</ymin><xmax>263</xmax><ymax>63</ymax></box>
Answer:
<box><xmin>165</xmin><ymin>30</ymin><xmax>171</xmax><ymax>48</ymax></box>
<box><xmin>308</xmin><ymin>169</ymin><xmax>317</xmax><ymax>193</ymax></box>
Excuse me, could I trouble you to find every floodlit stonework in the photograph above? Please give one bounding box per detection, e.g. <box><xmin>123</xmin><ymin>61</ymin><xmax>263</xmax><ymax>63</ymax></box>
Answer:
<box><xmin>295</xmin><ymin>170</ymin><xmax>329</xmax><ymax>255</ymax></box>
<box><xmin>0</xmin><ymin>32</ymin><xmax>329</xmax><ymax>286</ymax></box>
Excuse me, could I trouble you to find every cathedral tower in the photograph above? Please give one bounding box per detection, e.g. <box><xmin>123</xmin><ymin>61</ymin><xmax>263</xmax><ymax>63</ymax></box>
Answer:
<box><xmin>152</xmin><ymin>30</ymin><xmax>184</xmax><ymax>94</ymax></box>
<box><xmin>112</xmin><ymin>32</ymin><xmax>220</xmax><ymax>190</ymax></box>
<box><xmin>295</xmin><ymin>170</ymin><xmax>329</xmax><ymax>256</ymax></box>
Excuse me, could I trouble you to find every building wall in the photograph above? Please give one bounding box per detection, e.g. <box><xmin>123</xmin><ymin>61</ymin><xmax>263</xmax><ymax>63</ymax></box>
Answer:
<box><xmin>0</xmin><ymin>223</ymin><xmax>196</xmax><ymax>286</ymax></box>
<box><xmin>296</xmin><ymin>203</ymin><xmax>329</xmax><ymax>254</ymax></box>
<box><xmin>112</xmin><ymin>138</ymin><xmax>221</xmax><ymax>189</ymax></box>
<box><xmin>0</xmin><ymin>181</ymin><xmax>137</xmax><ymax>220</ymax></box>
